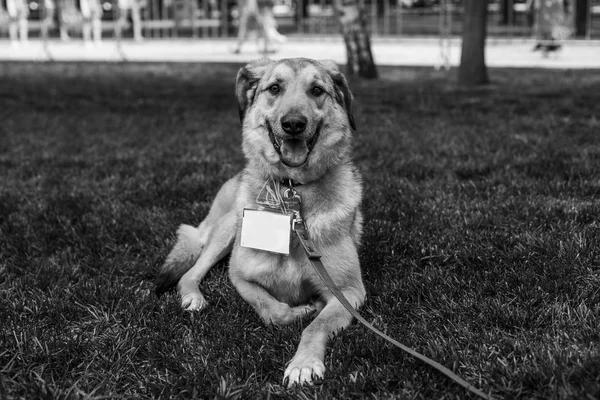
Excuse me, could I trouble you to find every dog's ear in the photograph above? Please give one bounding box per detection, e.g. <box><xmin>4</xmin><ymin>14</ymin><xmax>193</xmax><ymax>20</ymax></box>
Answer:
<box><xmin>235</xmin><ymin>59</ymin><xmax>273</xmax><ymax>124</ymax></box>
<box><xmin>318</xmin><ymin>60</ymin><xmax>356</xmax><ymax>130</ymax></box>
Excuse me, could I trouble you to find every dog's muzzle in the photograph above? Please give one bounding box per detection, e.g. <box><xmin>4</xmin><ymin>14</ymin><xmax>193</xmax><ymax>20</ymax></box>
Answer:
<box><xmin>267</xmin><ymin>117</ymin><xmax>321</xmax><ymax>168</ymax></box>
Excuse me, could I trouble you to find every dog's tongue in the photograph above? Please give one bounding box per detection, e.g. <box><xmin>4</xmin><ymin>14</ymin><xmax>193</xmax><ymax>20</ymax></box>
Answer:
<box><xmin>281</xmin><ymin>139</ymin><xmax>309</xmax><ymax>167</ymax></box>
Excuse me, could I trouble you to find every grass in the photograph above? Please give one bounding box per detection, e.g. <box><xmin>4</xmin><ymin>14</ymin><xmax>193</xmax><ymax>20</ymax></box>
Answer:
<box><xmin>0</xmin><ymin>61</ymin><xmax>599</xmax><ymax>399</ymax></box>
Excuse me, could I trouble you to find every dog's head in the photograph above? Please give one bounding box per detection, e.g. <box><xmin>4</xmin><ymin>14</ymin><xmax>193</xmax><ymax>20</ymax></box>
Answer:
<box><xmin>236</xmin><ymin>58</ymin><xmax>356</xmax><ymax>183</ymax></box>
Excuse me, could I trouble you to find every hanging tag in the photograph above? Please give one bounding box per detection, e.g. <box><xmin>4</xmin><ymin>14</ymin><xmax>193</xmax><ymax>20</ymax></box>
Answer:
<box><xmin>240</xmin><ymin>208</ymin><xmax>292</xmax><ymax>255</ymax></box>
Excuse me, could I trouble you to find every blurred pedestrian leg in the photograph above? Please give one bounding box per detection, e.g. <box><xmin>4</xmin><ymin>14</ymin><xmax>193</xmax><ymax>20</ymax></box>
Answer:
<box><xmin>57</xmin><ymin>0</ymin><xmax>77</xmax><ymax>41</ymax></box>
<box><xmin>264</xmin><ymin>2</ymin><xmax>286</xmax><ymax>44</ymax></box>
<box><xmin>529</xmin><ymin>0</ymin><xmax>572</xmax><ymax>56</ymax></box>
<box><xmin>233</xmin><ymin>0</ymin><xmax>278</xmax><ymax>54</ymax></box>
<box><xmin>41</xmin><ymin>0</ymin><xmax>56</xmax><ymax>40</ymax></box>
<box><xmin>6</xmin><ymin>0</ymin><xmax>29</xmax><ymax>45</ymax></box>
<box><xmin>116</xmin><ymin>0</ymin><xmax>144</xmax><ymax>41</ymax></box>
<box><xmin>80</xmin><ymin>0</ymin><xmax>103</xmax><ymax>45</ymax></box>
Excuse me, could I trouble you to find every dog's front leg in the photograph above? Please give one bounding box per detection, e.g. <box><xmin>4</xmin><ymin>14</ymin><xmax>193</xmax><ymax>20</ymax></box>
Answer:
<box><xmin>283</xmin><ymin>288</ymin><xmax>364</xmax><ymax>387</ymax></box>
<box><xmin>230</xmin><ymin>274</ymin><xmax>316</xmax><ymax>325</ymax></box>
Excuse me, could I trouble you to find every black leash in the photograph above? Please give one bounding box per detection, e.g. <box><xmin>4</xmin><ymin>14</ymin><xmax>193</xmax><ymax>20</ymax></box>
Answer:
<box><xmin>293</xmin><ymin>220</ymin><xmax>494</xmax><ymax>400</ymax></box>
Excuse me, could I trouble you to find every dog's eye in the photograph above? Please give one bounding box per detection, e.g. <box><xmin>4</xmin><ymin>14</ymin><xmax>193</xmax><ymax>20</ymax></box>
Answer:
<box><xmin>268</xmin><ymin>84</ymin><xmax>280</xmax><ymax>94</ymax></box>
<box><xmin>312</xmin><ymin>86</ymin><xmax>324</xmax><ymax>97</ymax></box>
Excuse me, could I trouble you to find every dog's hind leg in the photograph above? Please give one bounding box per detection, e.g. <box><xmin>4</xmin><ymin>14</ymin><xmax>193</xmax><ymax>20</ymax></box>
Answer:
<box><xmin>178</xmin><ymin>208</ymin><xmax>237</xmax><ymax>311</ymax></box>
<box><xmin>155</xmin><ymin>174</ymin><xmax>240</xmax><ymax>310</ymax></box>
<box><xmin>155</xmin><ymin>224</ymin><xmax>208</xmax><ymax>297</ymax></box>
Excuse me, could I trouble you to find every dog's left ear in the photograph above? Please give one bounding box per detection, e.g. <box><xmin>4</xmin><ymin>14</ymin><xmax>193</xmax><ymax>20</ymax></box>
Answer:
<box><xmin>236</xmin><ymin>59</ymin><xmax>274</xmax><ymax>124</ymax></box>
<box><xmin>318</xmin><ymin>60</ymin><xmax>356</xmax><ymax>130</ymax></box>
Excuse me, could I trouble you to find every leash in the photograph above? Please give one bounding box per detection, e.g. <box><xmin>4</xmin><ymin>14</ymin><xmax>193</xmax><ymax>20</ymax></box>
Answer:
<box><xmin>256</xmin><ymin>179</ymin><xmax>493</xmax><ymax>398</ymax></box>
<box><xmin>288</xmin><ymin>211</ymin><xmax>493</xmax><ymax>399</ymax></box>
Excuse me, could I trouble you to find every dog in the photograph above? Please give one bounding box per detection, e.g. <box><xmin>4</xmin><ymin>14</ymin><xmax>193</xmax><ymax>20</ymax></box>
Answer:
<box><xmin>155</xmin><ymin>58</ymin><xmax>366</xmax><ymax>387</ymax></box>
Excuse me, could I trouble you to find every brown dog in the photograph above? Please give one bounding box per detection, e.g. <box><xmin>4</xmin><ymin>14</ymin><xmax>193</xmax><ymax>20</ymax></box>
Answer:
<box><xmin>156</xmin><ymin>58</ymin><xmax>365</xmax><ymax>386</ymax></box>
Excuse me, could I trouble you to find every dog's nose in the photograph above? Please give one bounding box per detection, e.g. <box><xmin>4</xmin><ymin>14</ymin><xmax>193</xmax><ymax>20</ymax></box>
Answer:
<box><xmin>281</xmin><ymin>114</ymin><xmax>307</xmax><ymax>135</ymax></box>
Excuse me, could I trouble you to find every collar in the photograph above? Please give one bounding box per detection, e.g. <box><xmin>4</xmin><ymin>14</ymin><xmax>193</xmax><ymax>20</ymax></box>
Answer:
<box><xmin>280</xmin><ymin>178</ymin><xmax>303</xmax><ymax>188</ymax></box>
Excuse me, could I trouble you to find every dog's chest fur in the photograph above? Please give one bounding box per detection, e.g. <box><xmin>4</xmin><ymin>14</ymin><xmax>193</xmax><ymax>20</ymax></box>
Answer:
<box><xmin>228</xmin><ymin>166</ymin><xmax>362</xmax><ymax>306</ymax></box>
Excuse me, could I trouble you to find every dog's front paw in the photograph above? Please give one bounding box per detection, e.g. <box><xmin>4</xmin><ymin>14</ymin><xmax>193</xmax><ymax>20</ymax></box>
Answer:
<box><xmin>283</xmin><ymin>355</ymin><xmax>325</xmax><ymax>387</ymax></box>
<box><xmin>181</xmin><ymin>292</ymin><xmax>207</xmax><ymax>311</ymax></box>
<box><xmin>263</xmin><ymin>303</ymin><xmax>316</xmax><ymax>326</ymax></box>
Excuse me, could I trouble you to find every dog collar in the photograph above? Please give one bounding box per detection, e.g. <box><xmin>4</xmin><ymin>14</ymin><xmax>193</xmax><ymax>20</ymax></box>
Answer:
<box><xmin>280</xmin><ymin>178</ymin><xmax>303</xmax><ymax>188</ymax></box>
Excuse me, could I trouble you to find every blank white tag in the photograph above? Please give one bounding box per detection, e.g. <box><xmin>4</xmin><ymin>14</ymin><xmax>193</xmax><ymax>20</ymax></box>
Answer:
<box><xmin>240</xmin><ymin>208</ymin><xmax>292</xmax><ymax>255</ymax></box>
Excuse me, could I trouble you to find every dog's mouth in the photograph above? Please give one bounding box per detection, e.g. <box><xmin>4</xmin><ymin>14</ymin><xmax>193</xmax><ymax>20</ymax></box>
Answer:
<box><xmin>267</xmin><ymin>120</ymin><xmax>321</xmax><ymax>168</ymax></box>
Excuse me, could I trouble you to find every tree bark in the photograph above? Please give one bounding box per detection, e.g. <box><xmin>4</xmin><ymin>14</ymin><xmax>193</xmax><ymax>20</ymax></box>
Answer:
<box><xmin>574</xmin><ymin>0</ymin><xmax>589</xmax><ymax>37</ymax></box>
<box><xmin>334</xmin><ymin>0</ymin><xmax>378</xmax><ymax>79</ymax></box>
<box><xmin>458</xmin><ymin>0</ymin><xmax>489</xmax><ymax>86</ymax></box>
<box><xmin>500</xmin><ymin>0</ymin><xmax>515</xmax><ymax>25</ymax></box>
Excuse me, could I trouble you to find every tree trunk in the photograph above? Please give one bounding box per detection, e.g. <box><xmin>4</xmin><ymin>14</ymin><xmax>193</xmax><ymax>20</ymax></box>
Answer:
<box><xmin>574</xmin><ymin>0</ymin><xmax>589</xmax><ymax>37</ymax></box>
<box><xmin>500</xmin><ymin>0</ymin><xmax>515</xmax><ymax>25</ymax></box>
<box><xmin>334</xmin><ymin>0</ymin><xmax>377</xmax><ymax>79</ymax></box>
<box><xmin>458</xmin><ymin>0</ymin><xmax>489</xmax><ymax>86</ymax></box>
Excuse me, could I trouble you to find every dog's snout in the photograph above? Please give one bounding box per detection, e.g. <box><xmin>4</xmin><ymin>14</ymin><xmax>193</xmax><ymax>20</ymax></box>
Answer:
<box><xmin>281</xmin><ymin>114</ymin><xmax>307</xmax><ymax>135</ymax></box>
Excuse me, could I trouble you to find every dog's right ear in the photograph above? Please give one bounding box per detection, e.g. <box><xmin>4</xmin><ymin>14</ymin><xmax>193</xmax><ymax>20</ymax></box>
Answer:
<box><xmin>235</xmin><ymin>59</ymin><xmax>273</xmax><ymax>124</ymax></box>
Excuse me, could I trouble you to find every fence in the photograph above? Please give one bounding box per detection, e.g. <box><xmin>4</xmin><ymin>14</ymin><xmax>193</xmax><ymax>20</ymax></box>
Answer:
<box><xmin>2</xmin><ymin>0</ymin><xmax>600</xmax><ymax>40</ymax></box>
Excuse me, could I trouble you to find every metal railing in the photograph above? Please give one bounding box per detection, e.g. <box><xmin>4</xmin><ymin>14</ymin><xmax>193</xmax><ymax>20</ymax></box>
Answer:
<box><xmin>1</xmin><ymin>0</ymin><xmax>599</xmax><ymax>40</ymax></box>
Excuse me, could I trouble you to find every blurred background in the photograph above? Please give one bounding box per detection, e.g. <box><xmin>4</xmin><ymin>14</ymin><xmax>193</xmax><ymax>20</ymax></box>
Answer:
<box><xmin>1</xmin><ymin>0</ymin><xmax>598</xmax><ymax>43</ymax></box>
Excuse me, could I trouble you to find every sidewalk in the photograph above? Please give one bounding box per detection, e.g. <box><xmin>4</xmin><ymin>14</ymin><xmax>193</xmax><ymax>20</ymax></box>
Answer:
<box><xmin>1</xmin><ymin>37</ymin><xmax>599</xmax><ymax>69</ymax></box>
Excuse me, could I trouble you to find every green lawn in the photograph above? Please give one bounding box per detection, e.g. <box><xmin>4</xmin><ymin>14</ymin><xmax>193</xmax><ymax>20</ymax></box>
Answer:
<box><xmin>1</xmin><ymin>61</ymin><xmax>599</xmax><ymax>399</ymax></box>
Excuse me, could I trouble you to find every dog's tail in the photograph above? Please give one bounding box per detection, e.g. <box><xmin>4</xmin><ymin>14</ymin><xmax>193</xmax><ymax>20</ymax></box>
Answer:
<box><xmin>155</xmin><ymin>224</ymin><xmax>205</xmax><ymax>297</ymax></box>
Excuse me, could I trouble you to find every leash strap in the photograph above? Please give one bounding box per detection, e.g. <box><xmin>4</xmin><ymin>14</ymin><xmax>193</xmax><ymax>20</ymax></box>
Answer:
<box><xmin>293</xmin><ymin>221</ymin><xmax>493</xmax><ymax>400</ymax></box>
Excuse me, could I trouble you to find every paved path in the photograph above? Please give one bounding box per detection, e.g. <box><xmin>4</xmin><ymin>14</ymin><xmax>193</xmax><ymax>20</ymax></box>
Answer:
<box><xmin>1</xmin><ymin>37</ymin><xmax>599</xmax><ymax>69</ymax></box>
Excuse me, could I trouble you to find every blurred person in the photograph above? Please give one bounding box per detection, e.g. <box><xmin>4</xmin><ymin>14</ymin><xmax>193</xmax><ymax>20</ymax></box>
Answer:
<box><xmin>232</xmin><ymin>0</ymin><xmax>266</xmax><ymax>54</ymax></box>
<box><xmin>528</xmin><ymin>0</ymin><xmax>572</xmax><ymax>55</ymax></box>
<box><xmin>264</xmin><ymin>1</ymin><xmax>286</xmax><ymax>44</ymax></box>
<box><xmin>3</xmin><ymin>0</ymin><xmax>29</xmax><ymax>45</ymax></box>
<box><xmin>116</xmin><ymin>0</ymin><xmax>145</xmax><ymax>41</ymax></box>
<box><xmin>57</xmin><ymin>0</ymin><xmax>82</xmax><ymax>40</ymax></box>
<box><xmin>58</xmin><ymin>0</ymin><xmax>102</xmax><ymax>43</ymax></box>
<box><xmin>41</xmin><ymin>0</ymin><xmax>56</xmax><ymax>39</ymax></box>
<box><xmin>57</xmin><ymin>0</ymin><xmax>74</xmax><ymax>40</ymax></box>
<box><xmin>79</xmin><ymin>0</ymin><xmax>103</xmax><ymax>45</ymax></box>
<box><xmin>233</xmin><ymin>0</ymin><xmax>285</xmax><ymax>54</ymax></box>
